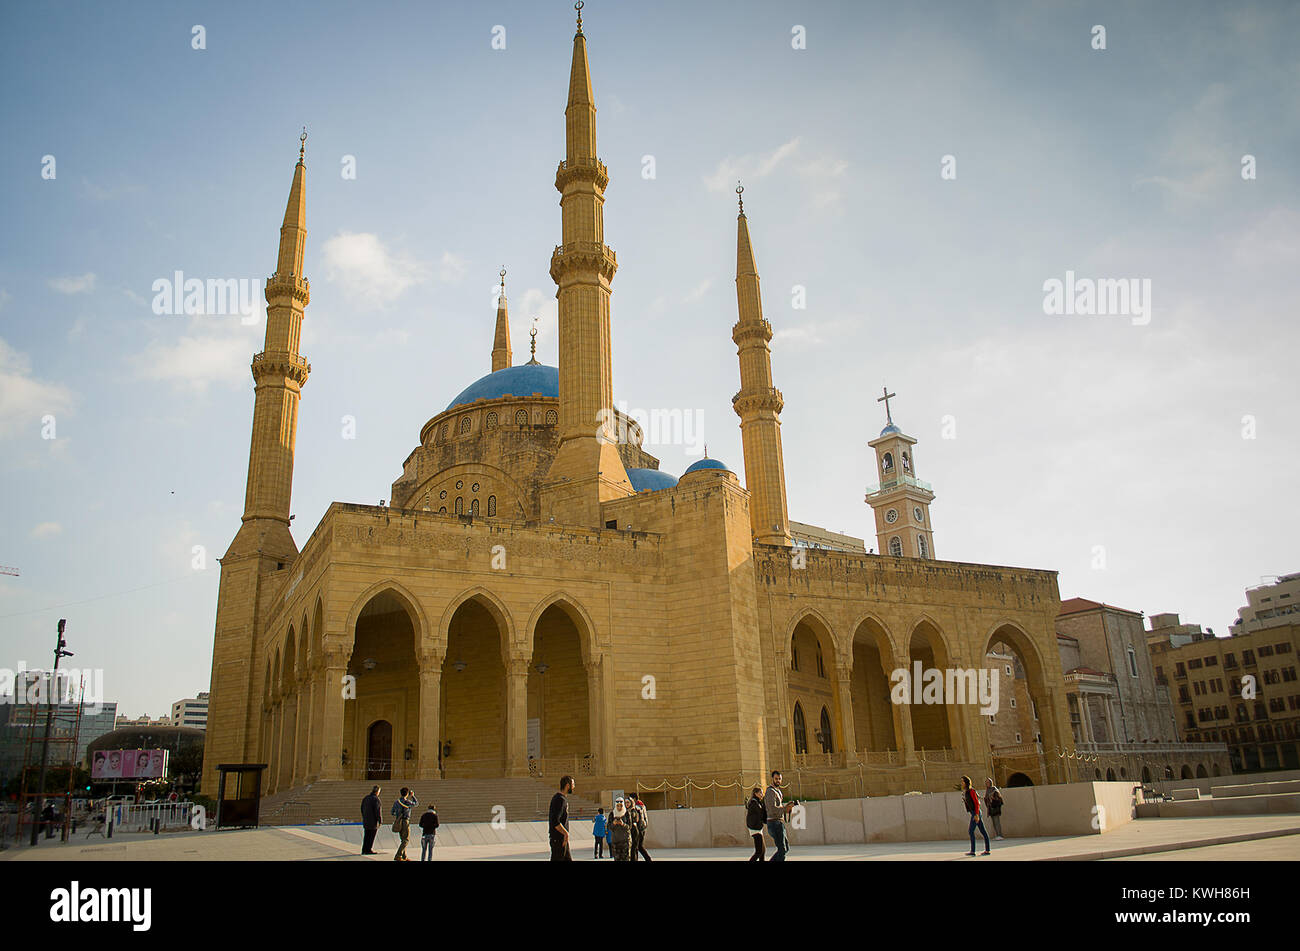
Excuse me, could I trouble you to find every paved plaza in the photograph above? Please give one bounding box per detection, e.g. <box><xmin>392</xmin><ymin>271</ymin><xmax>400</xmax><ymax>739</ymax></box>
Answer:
<box><xmin>3</xmin><ymin>815</ymin><xmax>1298</xmax><ymax>862</ymax></box>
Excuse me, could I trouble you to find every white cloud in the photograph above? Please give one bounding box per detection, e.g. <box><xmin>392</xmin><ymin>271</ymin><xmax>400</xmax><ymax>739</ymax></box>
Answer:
<box><xmin>683</xmin><ymin>279</ymin><xmax>712</xmax><ymax>303</ymax></box>
<box><xmin>321</xmin><ymin>231</ymin><xmax>430</xmax><ymax>306</ymax></box>
<box><xmin>30</xmin><ymin>521</ymin><xmax>62</xmax><ymax>539</ymax></box>
<box><xmin>517</xmin><ymin>288</ymin><xmax>560</xmax><ymax>359</ymax></box>
<box><xmin>49</xmin><ymin>273</ymin><xmax>96</xmax><ymax>294</ymax></box>
<box><xmin>437</xmin><ymin>252</ymin><xmax>467</xmax><ymax>284</ymax></box>
<box><xmin>133</xmin><ymin>334</ymin><xmax>251</xmax><ymax>392</ymax></box>
<box><xmin>704</xmin><ymin>138</ymin><xmax>849</xmax><ymax>208</ymax></box>
<box><xmin>0</xmin><ymin>338</ymin><xmax>75</xmax><ymax>440</ymax></box>
<box><xmin>704</xmin><ymin>138</ymin><xmax>802</xmax><ymax>193</ymax></box>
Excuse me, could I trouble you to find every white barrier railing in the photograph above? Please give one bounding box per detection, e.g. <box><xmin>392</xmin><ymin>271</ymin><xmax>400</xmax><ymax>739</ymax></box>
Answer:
<box><xmin>108</xmin><ymin>802</ymin><xmax>194</xmax><ymax>832</ymax></box>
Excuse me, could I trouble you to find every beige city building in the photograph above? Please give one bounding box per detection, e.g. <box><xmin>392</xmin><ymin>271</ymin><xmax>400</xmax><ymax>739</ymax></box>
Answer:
<box><xmin>1055</xmin><ymin>598</ymin><xmax>1230</xmax><ymax>783</ymax></box>
<box><xmin>1148</xmin><ymin>605</ymin><xmax>1300</xmax><ymax>773</ymax></box>
<box><xmin>202</xmin><ymin>11</ymin><xmax>1076</xmax><ymax>808</ymax></box>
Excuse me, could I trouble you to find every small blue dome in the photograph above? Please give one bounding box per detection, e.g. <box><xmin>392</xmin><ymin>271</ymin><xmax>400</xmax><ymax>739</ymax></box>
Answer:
<box><xmin>684</xmin><ymin>457</ymin><xmax>730</xmax><ymax>474</ymax></box>
<box><xmin>445</xmin><ymin>364</ymin><xmax>559</xmax><ymax>412</ymax></box>
<box><xmin>879</xmin><ymin>423</ymin><xmax>901</xmax><ymax>437</ymax></box>
<box><xmin>627</xmin><ymin>468</ymin><xmax>678</xmax><ymax>493</ymax></box>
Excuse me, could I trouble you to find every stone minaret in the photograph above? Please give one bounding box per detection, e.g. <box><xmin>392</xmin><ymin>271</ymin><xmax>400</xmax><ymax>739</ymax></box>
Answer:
<box><xmin>541</xmin><ymin>6</ymin><xmax>632</xmax><ymax>526</ymax></box>
<box><xmin>229</xmin><ymin>132</ymin><xmax>312</xmax><ymax>559</ymax></box>
<box><xmin>203</xmin><ymin>135</ymin><xmax>311</xmax><ymax>793</ymax></box>
<box><xmin>492</xmin><ymin>267</ymin><xmax>512</xmax><ymax>372</ymax></box>
<box><xmin>732</xmin><ymin>186</ymin><xmax>791</xmax><ymax>546</ymax></box>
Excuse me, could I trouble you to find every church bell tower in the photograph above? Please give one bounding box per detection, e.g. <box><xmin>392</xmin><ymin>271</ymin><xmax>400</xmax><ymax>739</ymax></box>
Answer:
<box><xmin>865</xmin><ymin>387</ymin><xmax>936</xmax><ymax>558</ymax></box>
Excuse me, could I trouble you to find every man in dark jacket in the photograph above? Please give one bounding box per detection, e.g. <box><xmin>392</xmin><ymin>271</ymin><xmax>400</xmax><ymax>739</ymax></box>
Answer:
<box><xmin>746</xmin><ymin>787</ymin><xmax>767</xmax><ymax>861</ymax></box>
<box><xmin>418</xmin><ymin>803</ymin><xmax>439</xmax><ymax>861</ymax></box>
<box><xmin>549</xmin><ymin>775</ymin><xmax>573</xmax><ymax>861</ymax></box>
<box><xmin>360</xmin><ymin>785</ymin><xmax>382</xmax><ymax>855</ymax></box>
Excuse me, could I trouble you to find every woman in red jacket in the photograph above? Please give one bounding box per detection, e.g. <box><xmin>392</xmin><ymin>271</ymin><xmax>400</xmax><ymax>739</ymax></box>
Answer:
<box><xmin>961</xmin><ymin>775</ymin><xmax>991</xmax><ymax>856</ymax></box>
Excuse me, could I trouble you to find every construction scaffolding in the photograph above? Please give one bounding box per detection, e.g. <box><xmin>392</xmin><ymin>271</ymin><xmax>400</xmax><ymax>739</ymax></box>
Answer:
<box><xmin>12</xmin><ymin>675</ymin><xmax>85</xmax><ymax>846</ymax></box>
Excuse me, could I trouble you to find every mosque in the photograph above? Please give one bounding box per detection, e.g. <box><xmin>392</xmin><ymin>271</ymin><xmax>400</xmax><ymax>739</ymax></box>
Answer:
<box><xmin>201</xmin><ymin>7</ymin><xmax>1072</xmax><ymax>805</ymax></box>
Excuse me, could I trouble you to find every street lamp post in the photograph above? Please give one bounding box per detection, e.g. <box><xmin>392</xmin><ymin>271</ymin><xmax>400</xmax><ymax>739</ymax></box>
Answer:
<box><xmin>29</xmin><ymin>618</ymin><xmax>73</xmax><ymax>846</ymax></box>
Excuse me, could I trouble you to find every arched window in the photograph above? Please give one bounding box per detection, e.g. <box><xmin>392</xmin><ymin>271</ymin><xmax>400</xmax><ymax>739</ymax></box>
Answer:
<box><xmin>454</xmin><ymin>497</ymin><xmax>464</xmax><ymax>515</ymax></box>
<box><xmin>469</xmin><ymin>498</ymin><xmax>479</xmax><ymax>516</ymax></box>
<box><xmin>889</xmin><ymin>536</ymin><xmax>902</xmax><ymax>557</ymax></box>
<box><xmin>460</xmin><ymin>416</ymin><xmax>471</xmax><ymax>434</ymax></box>
<box><xmin>438</xmin><ymin>506</ymin><xmax>447</xmax><ymax>514</ymax></box>
<box><xmin>792</xmin><ymin>703</ymin><xmax>808</xmax><ymax>755</ymax></box>
<box><xmin>815</xmin><ymin>643</ymin><xmax>825</xmax><ymax>678</ymax></box>
<box><xmin>545</xmin><ymin>409</ymin><xmax>558</xmax><ymax>425</ymax></box>
<box><xmin>485</xmin><ymin>412</ymin><xmax>498</xmax><ymax>430</ymax></box>
<box><xmin>918</xmin><ymin>535</ymin><xmax>929</xmax><ymax>559</ymax></box>
<box><xmin>487</xmin><ymin>495</ymin><xmax>497</xmax><ymax>517</ymax></box>
<box><xmin>902</xmin><ymin>451</ymin><xmax>911</xmax><ymax>472</ymax></box>
<box><xmin>819</xmin><ymin>706</ymin><xmax>834</xmax><ymax>754</ymax></box>
<box><xmin>438</xmin><ymin>423</ymin><xmax>448</xmax><ymax>442</ymax></box>
<box><xmin>791</xmin><ymin>644</ymin><xmax>799</xmax><ymax>672</ymax></box>
<box><xmin>515</xmin><ymin>409</ymin><xmax>528</xmax><ymax>426</ymax></box>
<box><xmin>882</xmin><ymin>452</ymin><xmax>894</xmax><ymax>473</ymax></box>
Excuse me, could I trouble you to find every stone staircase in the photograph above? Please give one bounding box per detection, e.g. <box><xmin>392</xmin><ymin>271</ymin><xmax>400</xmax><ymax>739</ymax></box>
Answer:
<box><xmin>260</xmin><ymin>777</ymin><xmax>604</xmax><ymax>826</ymax></box>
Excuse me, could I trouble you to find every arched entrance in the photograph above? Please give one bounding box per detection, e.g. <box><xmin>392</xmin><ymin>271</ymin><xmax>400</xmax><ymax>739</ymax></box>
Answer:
<box><xmin>983</xmin><ymin>623</ymin><xmax>1061</xmax><ymax>782</ymax></box>
<box><xmin>1180</xmin><ymin>764</ymin><xmax>1194</xmax><ymax>779</ymax></box>
<box><xmin>1106</xmin><ymin>768</ymin><xmax>1117</xmax><ymax>781</ymax></box>
<box><xmin>366</xmin><ymin>720</ymin><xmax>393</xmax><ymax>779</ymax></box>
<box><xmin>1007</xmin><ymin>771</ymin><xmax>1034</xmax><ymax>787</ymax></box>
<box><xmin>527</xmin><ymin>603</ymin><xmax>591</xmax><ymax>768</ymax></box>
<box><xmin>1141</xmin><ymin>766</ymin><xmax>1152</xmax><ymax>783</ymax></box>
<box><xmin>441</xmin><ymin>597</ymin><xmax>507</xmax><ymax>777</ymax></box>
<box><xmin>1196</xmin><ymin>764</ymin><xmax>1208</xmax><ymax>778</ymax></box>
<box><xmin>908</xmin><ymin>621</ymin><xmax>953</xmax><ymax>751</ymax></box>
<box><xmin>849</xmin><ymin>617</ymin><xmax>897</xmax><ymax>753</ymax></box>
<box><xmin>344</xmin><ymin>588</ymin><xmax>420</xmax><ymax>781</ymax></box>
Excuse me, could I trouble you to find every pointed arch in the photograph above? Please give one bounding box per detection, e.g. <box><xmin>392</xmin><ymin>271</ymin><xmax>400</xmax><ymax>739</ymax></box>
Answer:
<box><xmin>344</xmin><ymin>579</ymin><xmax>430</xmax><ymax>656</ymax></box>
<box><xmin>298</xmin><ymin>611</ymin><xmax>310</xmax><ymax>671</ymax></box>
<box><xmin>849</xmin><ymin>612</ymin><xmax>900</xmax><ymax>659</ymax></box>
<box><xmin>524</xmin><ymin>591</ymin><xmax>599</xmax><ymax>665</ymax></box>
<box><xmin>281</xmin><ymin>627</ymin><xmax>298</xmax><ymax>691</ymax></box>
<box><xmin>440</xmin><ymin>585</ymin><xmax>516</xmax><ymax>663</ymax></box>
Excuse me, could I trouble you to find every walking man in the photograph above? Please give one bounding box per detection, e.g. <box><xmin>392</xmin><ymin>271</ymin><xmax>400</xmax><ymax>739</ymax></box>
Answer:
<box><xmin>549</xmin><ymin>775</ymin><xmax>573</xmax><ymax>861</ymax></box>
<box><xmin>418</xmin><ymin>802</ymin><xmax>439</xmax><ymax>861</ymax></box>
<box><xmin>763</xmin><ymin>770</ymin><xmax>795</xmax><ymax>861</ymax></box>
<box><xmin>961</xmin><ymin>775</ymin><xmax>991</xmax><ymax>856</ymax></box>
<box><xmin>360</xmin><ymin>785</ymin><xmax>382</xmax><ymax>855</ymax></box>
<box><xmin>983</xmin><ymin>778</ymin><xmax>1004</xmax><ymax>840</ymax></box>
<box><xmin>746</xmin><ymin>786</ymin><xmax>767</xmax><ymax>861</ymax></box>
<box><xmin>630</xmin><ymin>795</ymin><xmax>652</xmax><ymax>861</ymax></box>
<box><xmin>592</xmin><ymin>807</ymin><xmax>606</xmax><ymax>859</ymax></box>
<box><xmin>391</xmin><ymin>786</ymin><xmax>418</xmax><ymax>862</ymax></box>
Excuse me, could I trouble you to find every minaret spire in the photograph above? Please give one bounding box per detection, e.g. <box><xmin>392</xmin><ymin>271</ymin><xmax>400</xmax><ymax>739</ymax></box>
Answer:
<box><xmin>230</xmin><ymin>134</ymin><xmax>312</xmax><ymax>559</ymax></box>
<box><xmin>542</xmin><ymin>4</ymin><xmax>633</xmax><ymax>526</ymax></box>
<box><xmin>731</xmin><ymin>189</ymin><xmax>791</xmax><ymax>546</ymax></box>
<box><xmin>492</xmin><ymin>266</ymin><xmax>512</xmax><ymax>372</ymax></box>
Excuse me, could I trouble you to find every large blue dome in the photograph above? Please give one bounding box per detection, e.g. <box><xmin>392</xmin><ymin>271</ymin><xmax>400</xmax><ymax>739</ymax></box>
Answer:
<box><xmin>627</xmin><ymin>468</ymin><xmax>678</xmax><ymax>493</ymax></box>
<box><xmin>684</xmin><ymin>457</ymin><xmax>730</xmax><ymax>474</ymax></box>
<box><xmin>445</xmin><ymin>364</ymin><xmax>560</xmax><ymax>412</ymax></box>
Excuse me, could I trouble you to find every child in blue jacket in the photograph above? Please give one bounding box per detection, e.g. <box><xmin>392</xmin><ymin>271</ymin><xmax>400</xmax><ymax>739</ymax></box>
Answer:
<box><xmin>592</xmin><ymin>807</ymin><xmax>606</xmax><ymax>859</ymax></box>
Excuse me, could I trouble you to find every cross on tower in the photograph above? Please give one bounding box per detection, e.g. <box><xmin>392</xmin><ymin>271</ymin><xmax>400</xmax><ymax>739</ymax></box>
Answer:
<box><xmin>877</xmin><ymin>386</ymin><xmax>896</xmax><ymax>426</ymax></box>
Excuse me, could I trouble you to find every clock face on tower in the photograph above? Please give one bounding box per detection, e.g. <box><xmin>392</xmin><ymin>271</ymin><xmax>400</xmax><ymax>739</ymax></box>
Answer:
<box><xmin>914</xmin><ymin>507</ymin><xmax>924</xmax><ymax>523</ymax></box>
<box><xmin>885</xmin><ymin>509</ymin><xmax>898</xmax><ymax>524</ymax></box>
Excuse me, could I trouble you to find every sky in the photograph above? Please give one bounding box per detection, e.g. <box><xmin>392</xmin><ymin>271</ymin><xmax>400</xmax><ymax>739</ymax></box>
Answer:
<box><xmin>0</xmin><ymin>0</ymin><xmax>1297</xmax><ymax>717</ymax></box>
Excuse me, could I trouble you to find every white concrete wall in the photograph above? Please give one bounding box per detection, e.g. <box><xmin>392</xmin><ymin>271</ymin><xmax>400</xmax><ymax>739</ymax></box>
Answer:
<box><xmin>637</xmin><ymin>782</ymin><xmax>1140</xmax><ymax>848</ymax></box>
